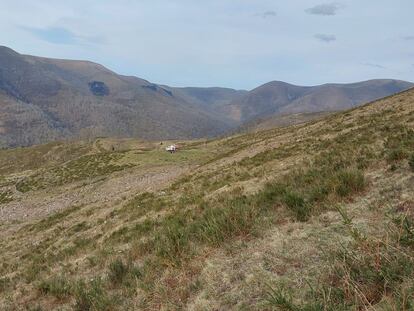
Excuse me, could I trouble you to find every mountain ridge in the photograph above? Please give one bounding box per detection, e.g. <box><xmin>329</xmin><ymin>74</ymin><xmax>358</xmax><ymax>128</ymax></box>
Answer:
<box><xmin>0</xmin><ymin>46</ymin><xmax>412</xmax><ymax>148</ymax></box>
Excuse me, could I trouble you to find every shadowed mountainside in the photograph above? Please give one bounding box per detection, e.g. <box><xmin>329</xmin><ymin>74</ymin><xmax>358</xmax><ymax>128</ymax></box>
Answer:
<box><xmin>0</xmin><ymin>46</ymin><xmax>234</xmax><ymax>148</ymax></box>
<box><xmin>0</xmin><ymin>46</ymin><xmax>412</xmax><ymax>148</ymax></box>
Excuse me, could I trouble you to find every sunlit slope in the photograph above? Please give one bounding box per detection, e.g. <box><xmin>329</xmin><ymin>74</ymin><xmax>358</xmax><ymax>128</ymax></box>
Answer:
<box><xmin>0</xmin><ymin>88</ymin><xmax>413</xmax><ymax>310</ymax></box>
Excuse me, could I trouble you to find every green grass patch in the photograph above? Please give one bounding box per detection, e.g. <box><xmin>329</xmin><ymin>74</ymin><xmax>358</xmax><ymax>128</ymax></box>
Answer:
<box><xmin>16</xmin><ymin>152</ymin><xmax>133</xmax><ymax>192</ymax></box>
<box><xmin>409</xmin><ymin>154</ymin><xmax>414</xmax><ymax>171</ymax></box>
<box><xmin>0</xmin><ymin>190</ymin><xmax>13</xmax><ymax>204</ymax></box>
<box><xmin>107</xmin><ymin>259</ymin><xmax>142</xmax><ymax>287</ymax></box>
<box><xmin>74</xmin><ymin>278</ymin><xmax>113</xmax><ymax>311</ymax></box>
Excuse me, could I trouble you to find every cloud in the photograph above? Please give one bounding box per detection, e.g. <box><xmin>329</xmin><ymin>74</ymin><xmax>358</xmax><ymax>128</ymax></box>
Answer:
<box><xmin>404</xmin><ymin>36</ymin><xmax>414</xmax><ymax>40</ymax></box>
<box><xmin>363</xmin><ymin>62</ymin><xmax>386</xmax><ymax>69</ymax></box>
<box><xmin>305</xmin><ymin>3</ymin><xmax>342</xmax><ymax>16</ymax></box>
<box><xmin>21</xmin><ymin>26</ymin><xmax>78</xmax><ymax>45</ymax></box>
<box><xmin>253</xmin><ymin>10</ymin><xmax>276</xmax><ymax>19</ymax></box>
<box><xmin>20</xmin><ymin>25</ymin><xmax>106</xmax><ymax>46</ymax></box>
<box><xmin>260</xmin><ymin>11</ymin><xmax>277</xmax><ymax>18</ymax></box>
<box><xmin>314</xmin><ymin>34</ymin><xmax>336</xmax><ymax>42</ymax></box>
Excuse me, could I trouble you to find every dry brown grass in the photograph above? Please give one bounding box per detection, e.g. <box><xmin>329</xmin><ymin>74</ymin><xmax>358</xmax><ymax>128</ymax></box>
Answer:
<box><xmin>0</xmin><ymin>88</ymin><xmax>413</xmax><ymax>310</ymax></box>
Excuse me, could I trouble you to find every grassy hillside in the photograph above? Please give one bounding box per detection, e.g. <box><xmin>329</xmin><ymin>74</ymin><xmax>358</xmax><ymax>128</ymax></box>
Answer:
<box><xmin>0</xmin><ymin>88</ymin><xmax>413</xmax><ymax>310</ymax></box>
<box><xmin>236</xmin><ymin>111</ymin><xmax>334</xmax><ymax>133</ymax></box>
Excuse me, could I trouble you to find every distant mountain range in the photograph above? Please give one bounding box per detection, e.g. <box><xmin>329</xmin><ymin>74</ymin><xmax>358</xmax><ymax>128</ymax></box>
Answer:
<box><xmin>0</xmin><ymin>46</ymin><xmax>412</xmax><ymax>147</ymax></box>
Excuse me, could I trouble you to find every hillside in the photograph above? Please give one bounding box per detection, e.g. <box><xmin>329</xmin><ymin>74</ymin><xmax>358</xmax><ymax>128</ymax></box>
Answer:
<box><xmin>0</xmin><ymin>46</ymin><xmax>235</xmax><ymax>148</ymax></box>
<box><xmin>236</xmin><ymin>111</ymin><xmax>335</xmax><ymax>133</ymax></box>
<box><xmin>0</xmin><ymin>87</ymin><xmax>413</xmax><ymax>310</ymax></box>
<box><xmin>1</xmin><ymin>46</ymin><xmax>412</xmax><ymax>148</ymax></box>
<box><xmin>173</xmin><ymin>87</ymin><xmax>248</xmax><ymax>123</ymax></box>
<box><xmin>227</xmin><ymin>79</ymin><xmax>413</xmax><ymax>122</ymax></box>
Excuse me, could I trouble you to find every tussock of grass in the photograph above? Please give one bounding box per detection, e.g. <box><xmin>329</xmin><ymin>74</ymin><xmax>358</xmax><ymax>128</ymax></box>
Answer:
<box><xmin>108</xmin><ymin>259</ymin><xmax>129</xmax><ymax>285</ymax></box>
<box><xmin>409</xmin><ymin>154</ymin><xmax>414</xmax><ymax>171</ymax></box>
<box><xmin>196</xmin><ymin>195</ymin><xmax>258</xmax><ymax>245</ymax></box>
<box><xmin>0</xmin><ymin>190</ymin><xmax>12</xmax><ymax>204</ymax></box>
<box><xmin>38</xmin><ymin>276</ymin><xmax>72</xmax><ymax>300</ymax></box>
<box><xmin>74</xmin><ymin>278</ymin><xmax>113</xmax><ymax>311</ymax></box>
<box><xmin>0</xmin><ymin>277</ymin><xmax>11</xmax><ymax>294</ymax></box>
<box><xmin>335</xmin><ymin>169</ymin><xmax>365</xmax><ymax>197</ymax></box>
<box><xmin>265</xmin><ymin>285</ymin><xmax>325</xmax><ymax>311</ymax></box>
<box><xmin>384</xmin><ymin>128</ymin><xmax>414</xmax><ymax>164</ymax></box>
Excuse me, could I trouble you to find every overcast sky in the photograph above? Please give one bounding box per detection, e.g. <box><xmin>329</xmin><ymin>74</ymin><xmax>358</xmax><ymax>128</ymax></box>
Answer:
<box><xmin>1</xmin><ymin>0</ymin><xmax>413</xmax><ymax>89</ymax></box>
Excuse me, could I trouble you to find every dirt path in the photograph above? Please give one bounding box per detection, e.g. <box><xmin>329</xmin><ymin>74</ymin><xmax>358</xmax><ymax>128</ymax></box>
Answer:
<box><xmin>0</xmin><ymin>165</ymin><xmax>191</xmax><ymax>223</ymax></box>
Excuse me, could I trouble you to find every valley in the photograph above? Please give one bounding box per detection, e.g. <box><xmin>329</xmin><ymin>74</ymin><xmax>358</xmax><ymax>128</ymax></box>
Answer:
<box><xmin>0</xmin><ymin>46</ymin><xmax>412</xmax><ymax>148</ymax></box>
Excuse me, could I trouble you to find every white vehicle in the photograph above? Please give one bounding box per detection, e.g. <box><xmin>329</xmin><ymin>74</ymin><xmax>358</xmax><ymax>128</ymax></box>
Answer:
<box><xmin>165</xmin><ymin>144</ymin><xmax>177</xmax><ymax>153</ymax></box>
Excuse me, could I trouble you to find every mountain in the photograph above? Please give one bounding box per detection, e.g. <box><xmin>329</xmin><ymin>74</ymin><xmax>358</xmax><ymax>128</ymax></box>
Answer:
<box><xmin>1</xmin><ymin>88</ymin><xmax>413</xmax><ymax>310</ymax></box>
<box><xmin>0</xmin><ymin>46</ymin><xmax>236</xmax><ymax>148</ymax></box>
<box><xmin>0</xmin><ymin>46</ymin><xmax>412</xmax><ymax>148</ymax></box>
<box><xmin>224</xmin><ymin>79</ymin><xmax>413</xmax><ymax>123</ymax></box>
<box><xmin>173</xmin><ymin>87</ymin><xmax>248</xmax><ymax>123</ymax></box>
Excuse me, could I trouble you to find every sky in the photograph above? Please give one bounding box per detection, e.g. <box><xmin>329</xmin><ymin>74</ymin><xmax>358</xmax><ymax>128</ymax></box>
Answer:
<box><xmin>1</xmin><ymin>0</ymin><xmax>413</xmax><ymax>90</ymax></box>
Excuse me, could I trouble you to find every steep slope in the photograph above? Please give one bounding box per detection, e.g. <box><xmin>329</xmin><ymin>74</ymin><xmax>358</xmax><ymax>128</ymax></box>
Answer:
<box><xmin>230</xmin><ymin>79</ymin><xmax>413</xmax><ymax>122</ymax></box>
<box><xmin>0</xmin><ymin>88</ymin><xmax>413</xmax><ymax>310</ymax></box>
<box><xmin>236</xmin><ymin>111</ymin><xmax>334</xmax><ymax>133</ymax></box>
<box><xmin>0</xmin><ymin>46</ymin><xmax>235</xmax><ymax>147</ymax></box>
